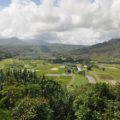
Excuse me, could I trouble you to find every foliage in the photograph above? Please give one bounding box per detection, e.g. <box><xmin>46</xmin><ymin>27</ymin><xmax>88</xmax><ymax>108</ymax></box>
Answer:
<box><xmin>73</xmin><ymin>83</ymin><xmax>120</xmax><ymax>120</ymax></box>
<box><xmin>13</xmin><ymin>97</ymin><xmax>52</xmax><ymax>120</ymax></box>
<box><xmin>0</xmin><ymin>109</ymin><xmax>12</xmax><ymax>120</ymax></box>
<box><xmin>0</xmin><ymin>68</ymin><xmax>74</xmax><ymax>120</ymax></box>
<box><xmin>0</xmin><ymin>66</ymin><xmax>120</xmax><ymax>120</ymax></box>
<box><xmin>70</xmin><ymin>38</ymin><xmax>120</xmax><ymax>61</ymax></box>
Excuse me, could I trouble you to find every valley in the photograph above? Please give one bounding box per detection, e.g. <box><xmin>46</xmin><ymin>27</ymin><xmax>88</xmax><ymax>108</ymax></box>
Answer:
<box><xmin>0</xmin><ymin>59</ymin><xmax>88</xmax><ymax>90</ymax></box>
<box><xmin>0</xmin><ymin>0</ymin><xmax>120</xmax><ymax>119</ymax></box>
<box><xmin>1</xmin><ymin>58</ymin><xmax>120</xmax><ymax>89</ymax></box>
<box><xmin>0</xmin><ymin>38</ymin><xmax>120</xmax><ymax>120</ymax></box>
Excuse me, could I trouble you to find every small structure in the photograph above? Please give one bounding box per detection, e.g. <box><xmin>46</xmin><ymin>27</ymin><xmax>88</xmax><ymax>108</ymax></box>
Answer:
<box><xmin>77</xmin><ymin>67</ymin><xmax>82</xmax><ymax>72</ymax></box>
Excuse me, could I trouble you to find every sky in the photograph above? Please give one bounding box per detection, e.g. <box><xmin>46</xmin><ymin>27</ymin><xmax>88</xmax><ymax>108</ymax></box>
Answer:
<box><xmin>0</xmin><ymin>0</ymin><xmax>120</xmax><ymax>45</ymax></box>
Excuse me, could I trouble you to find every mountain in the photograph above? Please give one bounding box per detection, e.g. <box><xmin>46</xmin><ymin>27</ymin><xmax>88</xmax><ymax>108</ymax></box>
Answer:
<box><xmin>70</xmin><ymin>39</ymin><xmax>120</xmax><ymax>59</ymax></box>
<box><xmin>0</xmin><ymin>37</ymin><xmax>85</xmax><ymax>58</ymax></box>
<box><xmin>0</xmin><ymin>37</ymin><xmax>120</xmax><ymax>61</ymax></box>
<box><xmin>0</xmin><ymin>44</ymin><xmax>85</xmax><ymax>58</ymax></box>
<box><xmin>27</xmin><ymin>39</ymin><xmax>49</xmax><ymax>45</ymax></box>
<box><xmin>0</xmin><ymin>37</ymin><xmax>84</xmax><ymax>50</ymax></box>
<box><xmin>46</xmin><ymin>44</ymin><xmax>85</xmax><ymax>52</ymax></box>
<box><xmin>0</xmin><ymin>37</ymin><xmax>28</xmax><ymax>46</ymax></box>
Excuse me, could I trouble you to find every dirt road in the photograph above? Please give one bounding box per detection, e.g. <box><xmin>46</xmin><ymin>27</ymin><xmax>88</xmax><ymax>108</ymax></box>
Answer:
<box><xmin>86</xmin><ymin>75</ymin><xmax>96</xmax><ymax>84</ymax></box>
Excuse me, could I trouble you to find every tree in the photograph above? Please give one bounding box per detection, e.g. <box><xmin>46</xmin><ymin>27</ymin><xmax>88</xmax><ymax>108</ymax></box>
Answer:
<box><xmin>12</xmin><ymin>97</ymin><xmax>52</xmax><ymax>120</ymax></box>
<box><xmin>73</xmin><ymin>83</ymin><xmax>120</xmax><ymax>120</ymax></box>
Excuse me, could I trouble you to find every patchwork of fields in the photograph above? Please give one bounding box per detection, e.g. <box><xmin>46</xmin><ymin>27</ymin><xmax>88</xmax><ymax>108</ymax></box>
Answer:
<box><xmin>88</xmin><ymin>64</ymin><xmax>120</xmax><ymax>84</ymax></box>
<box><xmin>0</xmin><ymin>59</ymin><xmax>88</xmax><ymax>91</ymax></box>
<box><xmin>1</xmin><ymin>59</ymin><xmax>120</xmax><ymax>90</ymax></box>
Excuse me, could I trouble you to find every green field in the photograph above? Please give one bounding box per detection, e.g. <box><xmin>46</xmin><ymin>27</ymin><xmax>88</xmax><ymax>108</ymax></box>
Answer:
<box><xmin>88</xmin><ymin>64</ymin><xmax>120</xmax><ymax>84</ymax></box>
<box><xmin>1</xmin><ymin>59</ymin><xmax>120</xmax><ymax>85</ymax></box>
<box><xmin>0</xmin><ymin>59</ymin><xmax>88</xmax><ymax>90</ymax></box>
<box><xmin>67</xmin><ymin>73</ymin><xmax>88</xmax><ymax>91</ymax></box>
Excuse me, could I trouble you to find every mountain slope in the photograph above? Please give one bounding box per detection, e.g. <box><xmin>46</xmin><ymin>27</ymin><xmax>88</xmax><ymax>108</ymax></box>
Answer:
<box><xmin>0</xmin><ymin>37</ymin><xmax>85</xmax><ymax>58</ymax></box>
<box><xmin>70</xmin><ymin>39</ymin><xmax>120</xmax><ymax>59</ymax></box>
<box><xmin>0</xmin><ymin>37</ymin><xmax>29</xmax><ymax>46</ymax></box>
<box><xmin>0</xmin><ymin>44</ymin><xmax>85</xmax><ymax>58</ymax></box>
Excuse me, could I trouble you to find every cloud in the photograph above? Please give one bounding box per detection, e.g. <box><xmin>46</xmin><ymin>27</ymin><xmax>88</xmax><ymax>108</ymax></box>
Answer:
<box><xmin>0</xmin><ymin>0</ymin><xmax>120</xmax><ymax>45</ymax></box>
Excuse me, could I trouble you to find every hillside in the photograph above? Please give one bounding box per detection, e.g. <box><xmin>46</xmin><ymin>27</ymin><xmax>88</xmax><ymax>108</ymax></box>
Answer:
<box><xmin>70</xmin><ymin>39</ymin><xmax>120</xmax><ymax>60</ymax></box>
<box><xmin>0</xmin><ymin>37</ymin><xmax>28</xmax><ymax>46</ymax></box>
<box><xmin>0</xmin><ymin>38</ymin><xmax>85</xmax><ymax>58</ymax></box>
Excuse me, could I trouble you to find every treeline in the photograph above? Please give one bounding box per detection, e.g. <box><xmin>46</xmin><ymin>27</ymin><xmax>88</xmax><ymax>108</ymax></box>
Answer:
<box><xmin>74</xmin><ymin>83</ymin><xmax>120</xmax><ymax>120</ymax></box>
<box><xmin>50</xmin><ymin>57</ymin><xmax>91</xmax><ymax>64</ymax></box>
<box><xmin>0</xmin><ymin>68</ymin><xmax>75</xmax><ymax>120</ymax></box>
<box><xmin>0</xmin><ymin>68</ymin><xmax>120</xmax><ymax>120</ymax></box>
<box><xmin>0</xmin><ymin>51</ymin><xmax>13</xmax><ymax>60</ymax></box>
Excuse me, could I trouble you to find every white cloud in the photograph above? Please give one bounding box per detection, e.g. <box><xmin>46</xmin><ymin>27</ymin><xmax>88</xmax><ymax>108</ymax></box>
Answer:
<box><xmin>0</xmin><ymin>0</ymin><xmax>120</xmax><ymax>45</ymax></box>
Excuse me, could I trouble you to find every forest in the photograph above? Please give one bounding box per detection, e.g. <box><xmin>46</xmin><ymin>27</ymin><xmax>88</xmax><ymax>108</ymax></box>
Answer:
<box><xmin>0</xmin><ymin>67</ymin><xmax>120</xmax><ymax>120</ymax></box>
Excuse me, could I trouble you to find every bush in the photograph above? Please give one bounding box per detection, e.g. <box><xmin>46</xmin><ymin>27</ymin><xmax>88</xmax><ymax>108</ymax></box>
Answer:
<box><xmin>12</xmin><ymin>97</ymin><xmax>52</xmax><ymax>120</ymax></box>
<box><xmin>73</xmin><ymin>83</ymin><xmax>120</xmax><ymax>120</ymax></box>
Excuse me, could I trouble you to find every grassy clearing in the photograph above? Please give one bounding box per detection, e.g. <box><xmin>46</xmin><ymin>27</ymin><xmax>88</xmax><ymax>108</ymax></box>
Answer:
<box><xmin>68</xmin><ymin>73</ymin><xmax>88</xmax><ymax>91</ymax></box>
<box><xmin>89</xmin><ymin>64</ymin><xmax>120</xmax><ymax>83</ymax></box>
<box><xmin>47</xmin><ymin>76</ymin><xmax>72</xmax><ymax>86</ymax></box>
<box><xmin>73</xmin><ymin>74</ymin><xmax>88</xmax><ymax>86</ymax></box>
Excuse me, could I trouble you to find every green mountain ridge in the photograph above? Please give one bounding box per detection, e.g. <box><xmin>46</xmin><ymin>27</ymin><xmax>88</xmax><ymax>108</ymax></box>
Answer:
<box><xmin>70</xmin><ymin>39</ymin><xmax>120</xmax><ymax>60</ymax></box>
<box><xmin>0</xmin><ymin>44</ymin><xmax>85</xmax><ymax>58</ymax></box>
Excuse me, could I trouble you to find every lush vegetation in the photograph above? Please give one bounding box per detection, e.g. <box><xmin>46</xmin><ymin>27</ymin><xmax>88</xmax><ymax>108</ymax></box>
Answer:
<box><xmin>0</xmin><ymin>42</ymin><xmax>120</xmax><ymax>120</ymax></box>
<box><xmin>0</xmin><ymin>34</ymin><xmax>120</xmax><ymax>120</ymax></box>
<box><xmin>0</xmin><ymin>68</ymin><xmax>74</xmax><ymax>120</ymax></box>
<box><xmin>0</xmin><ymin>59</ymin><xmax>88</xmax><ymax>87</ymax></box>
<box><xmin>0</xmin><ymin>64</ymin><xmax>120</xmax><ymax>120</ymax></box>
<box><xmin>88</xmin><ymin>63</ymin><xmax>120</xmax><ymax>84</ymax></box>
<box><xmin>0</xmin><ymin>51</ymin><xmax>12</xmax><ymax>60</ymax></box>
<box><xmin>0</xmin><ymin>41</ymin><xmax>84</xmax><ymax>59</ymax></box>
<box><xmin>73</xmin><ymin>83</ymin><xmax>120</xmax><ymax>120</ymax></box>
<box><xmin>70</xmin><ymin>39</ymin><xmax>120</xmax><ymax>61</ymax></box>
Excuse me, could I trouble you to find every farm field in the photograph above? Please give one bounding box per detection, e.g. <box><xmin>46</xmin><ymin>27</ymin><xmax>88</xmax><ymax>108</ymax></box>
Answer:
<box><xmin>0</xmin><ymin>59</ymin><xmax>120</xmax><ymax>120</ymax></box>
<box><xmin>67</xmin><ymin>73</ymin><xmax>88</xmax><ymax>92</ymax></box>
<box><xmin>1</xmin><ymin>59</ymin><xmax>120</xmax><ymax>87</ymax></box>
<box><xmin>0</xmin><ymin>59</ymin><xmax>88</xmax><ymax>90</ymax></box>
<box><xmin>88</xmin><ymin>64</ymin><xmax>120</xmax><ymax>84</ymax></box>
<box><xmin>1</xmin><ymin>59</ymin><xmax>120</xmax><ymax>86</ymax></box>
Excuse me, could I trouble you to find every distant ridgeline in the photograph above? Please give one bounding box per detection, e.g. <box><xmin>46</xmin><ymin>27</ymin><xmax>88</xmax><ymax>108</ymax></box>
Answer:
<box><xmin>0</xmin><ymin>38</ymin><xmax>120</xmax><ymax>63</ymax></box>
<box><xmin>0</xmin><ymin>37</ymin><xmax>85</xmax><ymax>59</ymax></box>
<box><xmin>69</xmin><ymin>39</ymin><xmax>120</xmax><ymax>62</ymax></box>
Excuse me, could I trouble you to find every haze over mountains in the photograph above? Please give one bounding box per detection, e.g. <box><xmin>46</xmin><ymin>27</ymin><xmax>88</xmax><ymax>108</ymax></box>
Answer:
<box><xmin>0</xmin><ymin>37</ymin><xmax>28</xmax><ymax>46</ymax></box>
<box><xmin>0</xmin><ymin>37</ymin><xmax>84</xmax><ymax>47</ymax></box>
<box><xmin>0</xmin><ymin>37</ymin><xmax>53</xmax><ymax>46</ymax></box>
<box><xmin>0</xmin><ymin>37</ymin><xmax>85</xmax><ymax>58</ymax></box>
<box><xmin>0</xmin><ymin>37</ymin><xmax>120</xmax><ymax>59</ymax></box>
<box><xmin>70</xmin><ymin>39</ymin><xmax>120</xmax><ymax>59</ymax></box>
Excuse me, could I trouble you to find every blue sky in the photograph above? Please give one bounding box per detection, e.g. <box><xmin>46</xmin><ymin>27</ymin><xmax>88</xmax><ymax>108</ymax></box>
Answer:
<box><xmin>32</xmin><ymin>0</ymin><xmax>42</xmax><ymax>5</ymax></box>
<box><xmin>0</xmin><ymin>0</ymin><xmax>94</xmax><ymax>7</ymax></box>
<box><xmin>0</xmin><ymin>0</ymin><xmax>11</xmax><ymax>6</ymax></box>
<box><xmin>0</xmin><ymin>0</ymin><xmax>60</xmax><ymax>6</ymax></box>
<box><xmin>0</xmin><ymin>0</ymin><xmax>42</xmax><ymax>6</ymax></box>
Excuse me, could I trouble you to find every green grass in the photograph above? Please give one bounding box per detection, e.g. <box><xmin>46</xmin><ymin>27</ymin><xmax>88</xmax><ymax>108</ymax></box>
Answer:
<box><xmin>73</xmin><ymin>74</ymin><xmax>88</xmax><ymax>86</ymax></box>
<box><xmin>68</xmin><ymin>73</ymin><xmax>88</xmax><ymax>91</ymax></box>
<box><xmin>47</xmin><ymin>76</ymin><xmax>72</xmax><ymax>86</ymax></box>
<box><xmin>48</xmin><ymin>68</ymin><xmax>65</xmax><ymax>74</ymax></box>
<box><xmin>0</xmin><ymin>59</ymin><xmax>87</xmax><ymax>91</ymax></box>
<box><xmin>89</xmin><ymin>64</ymin><xmax>120</xmax><ymax>83</ymax></box>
